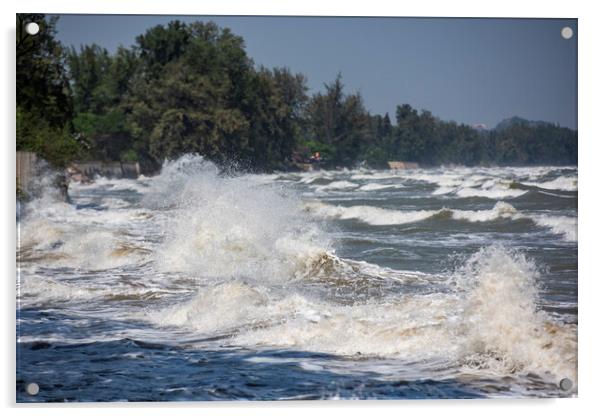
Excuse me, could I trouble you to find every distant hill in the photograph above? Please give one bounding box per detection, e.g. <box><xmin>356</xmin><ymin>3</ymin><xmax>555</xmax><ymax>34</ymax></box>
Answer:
<box><xmin>494</xmin><ymin>116</ymin><xmax>557</xmax><ymax>131</ymax></box>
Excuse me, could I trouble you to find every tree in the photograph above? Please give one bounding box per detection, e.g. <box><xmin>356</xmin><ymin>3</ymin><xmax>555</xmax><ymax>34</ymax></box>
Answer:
<box><xmin>16</xmin><ymin>14</ymin><xmax>80</xmax><ymax>167</ymax></box>
<box><xmin>67</xmin><ymin>44</ymin><xmax>139</xmax><ymax>161</ymax></box>
<box><xmin>390</xmin><ymin>104</ymin><xmax>420</xmax><ymax>160</ymax></box>
<box><xmin>17</xmin><ymin>16</ymin><xmax>577</xmax><ymax>171</ymax></box>
<box><xmin>304</xmin><ymin>73</ymin><xmax>371</xmax><ymax>166</ymax></box>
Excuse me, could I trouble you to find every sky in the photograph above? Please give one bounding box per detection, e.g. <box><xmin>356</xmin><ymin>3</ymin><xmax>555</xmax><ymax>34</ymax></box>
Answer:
<box><xmin>53</xmin><ymin>15</ymin><xmax>577</xmax><ymax>129</ymax></box>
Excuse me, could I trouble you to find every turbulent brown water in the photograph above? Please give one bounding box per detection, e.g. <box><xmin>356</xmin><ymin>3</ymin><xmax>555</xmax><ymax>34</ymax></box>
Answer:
<box><xmin>17</xmin><ymin>155</ymin><xmax>577</xmax><ymax>401</ymax></box>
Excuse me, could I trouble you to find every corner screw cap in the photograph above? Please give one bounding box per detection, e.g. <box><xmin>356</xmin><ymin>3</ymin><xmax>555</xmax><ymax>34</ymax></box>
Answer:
<box><xmin>26</xmin><ymin>382</ymin><xmax>39</xmax><ymax>395</ymax></box>
<box><xmin>25</xmin><ymin>22</ymin><xmax>40</xmax><ymax>35</ymax></box>
<box><xmin>559</xmin><ymin>378</ymin><xmax>573</xmax><ymax>391</ymax></box>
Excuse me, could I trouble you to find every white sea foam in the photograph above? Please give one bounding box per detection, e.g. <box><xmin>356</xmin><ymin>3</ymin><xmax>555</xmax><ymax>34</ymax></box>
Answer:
<box><xmin>69</xmin><ymin>177</ymin><xmax>150</xmax><ymax>196</ymax></box>
<box><xmin>147</xmin><ymin>245</ymin><xmax>576</xmax><ymax>383</ymax></box>
<box><xmin>306</xmin><ymin>203</ymin><xmax>439</xmax><ymax>226</ymax></box>
<box><xmin>298</xmin><ymin>173</ymin><xmax>334</xmax><ymax>184</ymax></box>
<box><xmin>19</xmin><ymin>225</ymin><xmax>149</xmax><ymax>270</ymax></box>
<box><xmin>18</xmin><ymin>203</ymin><xmax>153</xmax><ymax>270</ymax></box>
<box><xmin>523</xmin><ymin>176</ymin><xmax>577</xmax><ymax>192</ymax></box>
<box><xmin>397</xmin><ymin>169</ymin><xmax>577</xmax><ymax>200</ymax></box>
<box><xmin>454</xmin><ymin>246</ymin><xmax>576</xmax><ymax>380</ymax></box>
<box><xmin>307</xmin><ymin>201</ymin><xmax>519</xmax><ymax>226</ymax></box>
<box><xmin>18</xmin><ymin>276</ymin><xmax>100</xmax><ymax>305</ymax></box>
<box><xmin>18</xmin><ymin>168</ymin><xmax>153</xmax><ymax>271</ymax></box>
<box><xmin>432</xmin><ymin>186</ymin><xmax>456</xmax><ymax>195</ymax></box>
<box><xmin>454</xmin><ymin>185</ymin><xmax>527</xmax><ymax>199</ymax></box>
<box><xmin>533</xmin><ymin>215</ymin><xmax>577</xmax><ymax>242</ymax></box>
<box><xmin>450</xmin><ymin>201</ymin><xmax>518</xmax><ymax>222</ymax></box>
<box><xmin>148</xmin><ymin>281</ymin><xmax>275</xmax><ymax>334</ymax></box>
<box><xmin>350</xmin><ymin>172</ymin><xmax>399</xmax><ymax>181</ymax></box>
<box><xmin>358</xmin><ymin>183</ymin><xmax>401</xmax><ymax>191</ymax></box>
<box><xmin>306</xmin><ymin>201</ymin><xmax>575</xmax><ymax>243</ymax></box>
<box><xmin>314</xmin><ymin>180</ymin><xmax>359</xmax><ymax>192</ymax></box>
<box><xmin>397</xmin><ymin>171</ymin><xmax>529</xmax><ymax>199</ymax></box>
<box><xmin>150</xmin><ymin>155</ymin><xmax>333</xmax><ymax>282</ymax></box>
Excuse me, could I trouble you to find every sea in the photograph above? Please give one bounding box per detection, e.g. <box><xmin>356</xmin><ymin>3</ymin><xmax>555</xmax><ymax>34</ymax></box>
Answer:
<box><xmin>16</xmin><ymin>155</ymin><xmax>578</xmax><ymax>401</ymax></box>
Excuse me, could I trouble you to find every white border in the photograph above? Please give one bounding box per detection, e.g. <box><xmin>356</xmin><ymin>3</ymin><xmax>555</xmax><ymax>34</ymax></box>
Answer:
<box><xmin>3</xmin><ymin>0</ymin><xmax>585</xmax><ymax>18</ymax></box>
<box><xmin>2</xmin><ymin>1</ymin><xmax>600</xmax><ymax>415</ymax></box>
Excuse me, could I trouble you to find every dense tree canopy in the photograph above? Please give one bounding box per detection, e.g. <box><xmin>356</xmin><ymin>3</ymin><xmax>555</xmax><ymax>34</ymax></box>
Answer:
<box><xmin>16</xmin><ymin>14</ymin><xmax>79</xmax><ymax>167</ymax></box>
<box><xmin>17</xmin><ymin>15</ymin><xmax>578</xmax><ymax>172</ymax></box>
<box><xmin>303</xmin><ymin>74</ymin><xmax>372</xmax><ymax>166</ymax></box>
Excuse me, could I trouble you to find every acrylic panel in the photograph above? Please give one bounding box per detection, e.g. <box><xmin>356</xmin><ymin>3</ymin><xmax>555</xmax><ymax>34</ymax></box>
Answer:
<box><xmin>16</xmin><ymin>14</ymin><xmax>578</xmax><ymax>402</ymax></box>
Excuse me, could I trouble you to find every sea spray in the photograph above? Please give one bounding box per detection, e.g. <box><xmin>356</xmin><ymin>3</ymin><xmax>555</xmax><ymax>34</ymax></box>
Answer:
<box><xmin>149</xmin><ymin>238</ymin><xmax>576</xmax><ymax>384</ymax></box>
<box><xmin>18</xmin><ymin>161</ymin><xmax>153</xmax><ymax>270</ymax></box>
<box><xmin>149</xmin><ymin>155</ymin><xmax>334</xmax><ymax>282</ymax></box>
<box><xmin>453</xmin><ymin>245</ymin><xmax>576</xmax><ymax>382</ymax></box>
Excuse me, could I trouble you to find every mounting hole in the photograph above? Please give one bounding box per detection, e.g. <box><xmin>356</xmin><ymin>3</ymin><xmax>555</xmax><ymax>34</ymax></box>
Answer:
<box><xmin>26</xmin><ymin>382</ymin><xmax>39</xmax><ymax>395</ymax></box>
<box><xmin>25</xmin><ymin>22</ymin><xmax>40</xmax><ymax>36</ymax></box>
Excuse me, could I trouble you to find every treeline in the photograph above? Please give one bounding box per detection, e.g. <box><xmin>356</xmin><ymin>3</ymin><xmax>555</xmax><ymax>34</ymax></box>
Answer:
<box><xmin>16</xmin><ymin>14</ymin><xmax>577</xmax><ymax>171</ymax></box>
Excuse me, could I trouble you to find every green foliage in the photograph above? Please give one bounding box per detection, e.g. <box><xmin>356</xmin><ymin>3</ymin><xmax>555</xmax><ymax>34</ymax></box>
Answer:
<box><xmin>119</xmin><ymin>21</ymin><xmax>310</xmax><ymax>171</ymax></box>
<box><xmin>361</xmin><ymin>145</ymin><xmax>389</xmax><ymax>169</ymax></box>
<box><xmin>377</xmin><ymin>103</ymin><xmax>577</xmax><ymax>167</ymax></box>
<box><xmin>16</xmin><ymin>14</ymin><xmax>80</xmax><ymax>167</ymax></box>
<box><xmin>17</xmin><ymin>16</ymin><xmax>577</xmax><ymax>171</ymax></box>
<box><xmin>305</xmin><ymin>74</ymin><xmax>371</xmax><ymax>166</ymax></box>
<box><xmin>119</xmin><ymin>149</ymin><xmax>139</xmax><ymax>163</ymax></box>
<box><xmin>72</xmin><ymin>110</ymin><xmax>131</xmax><ymax>161</ymax></box>
<box><xmin>17</xmin><ymin>106</ymin><xmax>79</xmax><ymax>167</ymax></box>
<box><xmin>488</xmin><ymin>120</ymin><xmax>577</xmax><ymax>165</ymax></box>
<box><xmin>67</xmin><ymin>43</ymin><xmax>138</xmax><ymax>162</ymax></box>
<box><xmin>299</xmin><ymin>139</ymin><xmax>336</xmax><ymax>161</ymax></box>
<box><xmin>17</xmin><ymin>14</ymin><xmax>73</xmax><ymax>128</ymax></box>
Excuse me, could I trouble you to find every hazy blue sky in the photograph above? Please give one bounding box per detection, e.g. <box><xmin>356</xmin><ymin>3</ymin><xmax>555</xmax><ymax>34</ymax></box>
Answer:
<box><xmin>53</xmin><ymin>15</ymin><xmax>577</xmax><ymax>129</ymax></box>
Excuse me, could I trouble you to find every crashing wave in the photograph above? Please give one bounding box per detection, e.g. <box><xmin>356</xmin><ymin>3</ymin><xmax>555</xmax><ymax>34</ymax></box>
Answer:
<box><xmin>146</xmin><ymin>245</ymin><xmax>576</xmax><ymax>385</ymax></box>
<box><xmin>306</xmin><ymin>201</ymin><xmax>576</xmax><ymax>241</ymax></box>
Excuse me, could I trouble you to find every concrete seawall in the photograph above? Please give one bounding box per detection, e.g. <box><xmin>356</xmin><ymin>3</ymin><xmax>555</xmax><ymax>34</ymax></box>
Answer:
<box><xmin>71</xmin><ymin>161</ymin><xmax>141</xmax><ymax>179</ymax></box>
<box><xmin>17</xmin><ymin>152</ymin><xmax>141</xmax><ymax>201</ymax></box>
<box><xmin>16</xmin><ymin>151</ymin><xmax>37</xmax><ymax>193</ymax></box>
<box><xmin>16</xmin><ymin>151</ymin><xmax>68</xmax><ymax>201</ymax></box>
<box><xmin>388</xmin><ymin>161</ymin><xmax>419</xmax><ymax>170</ymax></box>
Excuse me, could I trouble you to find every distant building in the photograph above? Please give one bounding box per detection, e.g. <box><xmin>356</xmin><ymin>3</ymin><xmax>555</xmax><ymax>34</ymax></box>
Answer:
<box><xmin>472</xmin><ymin>123</ymin><xmax>488</xmax><ymax>131</ymax></box>
<box><xmin>388</xmin><ymin>161</ymin><xmax>419</xmax><ymax>170</ymax></box>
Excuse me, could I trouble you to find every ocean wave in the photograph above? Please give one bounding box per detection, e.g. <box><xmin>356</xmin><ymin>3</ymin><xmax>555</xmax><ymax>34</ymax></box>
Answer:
<box><xmin>417</xmin><ymin>175</ymin><xmax>529</xmax><ymax>199</ymax></box>
<box><xmin>306</xmin><ymin>203</ymin><xmax>439</xmax><ymax>226</ymax></box>
<box><xmin>358</xmin><ymin>183</ymin><xmax>402</xmax><ymax>191</ymax></box>
<box><xmin>454</xmin><ymin>185</ymin><xmax>527</xmax><ymax>199</ymax></box>
<box><xmin>532</xmin><ymin>215</ymin><xmax>577</xmax><ymax>242</ymax></box>
<box><xmin>17</xmin><ymin>158</ymin><xmax>577</xmax><ymax>387</ymax></box>
<box><xmin>17</xmin><ymin>274</ymin><xmax>178</xmax><ymax>308</ymax></box>
<box><xmin>306</xmin><ymin>201</ymin><xmax>576</xmax><ymax>241</ymax></box>
<box><xmin>18</xmin><ymin>276</ymin><xmax>100</xmax><ymax>305</ymax></box>
<box><xmin>280</xmin><ymin>167</ymin><xmax>576</xmax><ymax>203</ymax></box>
<box><xmin>313</xmin><ymin>180</ymin><xmax>359</xmax><ymax>192</ymax></box>
<box><xmin>306</xmin><ymin>201</ymin><xmax>518</xmax><ymax>225</ymax></box>
<box><xmin>453</xmin><ymin>246</ymin><xmax>576</xmax><ymax>380</ymax></box>
<box><xmin>145</xmin><ymin>245</ymin><xmax>576</xmax><ymax>384</ymax></box>
<box><xmin>18</xmin><ymin>217</ymin><xmax>151</xmax><ymax>270</ymax></box>
<box><xmin>396</xmin><ymin>170</ymin><xmax>577</xmax><ymax>200</ymax></box>
<box><xmin>71</xmin><ymin>176</ymin><xmax>150</xmax><ymax>193</ymax></box>
<box><xmin>522</xmin><ymin>176</ymin><xmax>577</xmax><ymax>192</ymax></box>
<box><xmin>350</xmin><ymin>172</ymin><xmax>400</xmax><ymax>181</ymax></box>
<box><xmin>150</xmin><ymin>155</ymin><xmax>334</xmax><ymax>282</ymax></box>
<box><xmin>450</xmin><ymin>201</ymin><xmax>518</xmax><ymax>222</ymax></box>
